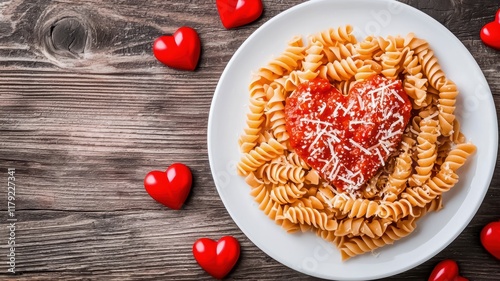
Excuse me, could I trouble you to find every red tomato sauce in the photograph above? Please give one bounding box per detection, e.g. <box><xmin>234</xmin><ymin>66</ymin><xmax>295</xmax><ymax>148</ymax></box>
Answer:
<box><xmin>285</xmin><ymin>75</ymin><xmax>412</xmax><ymax>192</ymax></box>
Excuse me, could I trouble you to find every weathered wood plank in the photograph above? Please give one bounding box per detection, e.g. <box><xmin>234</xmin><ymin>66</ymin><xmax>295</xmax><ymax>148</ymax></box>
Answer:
<box><xmin>0</xmin><ymin>209</ymin><xmax>500</xmax><ymax>280</ymax></box>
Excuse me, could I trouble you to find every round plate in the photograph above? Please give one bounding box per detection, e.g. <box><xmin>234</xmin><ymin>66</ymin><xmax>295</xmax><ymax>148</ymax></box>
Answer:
<box><xmin>207</xmin><ymin>0</ymin><xmax>497</xmax><ymax>279</ymax></box>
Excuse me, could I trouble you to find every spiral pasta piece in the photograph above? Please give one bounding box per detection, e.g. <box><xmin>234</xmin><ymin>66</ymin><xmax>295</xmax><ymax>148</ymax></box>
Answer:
<box><xmin>290</xmin><ymin>195</ymin><xmax>325</xmax><ymax>210</ymax></box>
<box><xmin>410</xmin><ymin>118</ymin><xmax>439</xmax><ymax>186</ymax></box>
<box><xmin>325</xmin><ymin>194</ymin><xmax>379</xmax><ymax>219</ymax></box>
<box><xmin>255</xmin><ymin>36</ymin><xmax>306</xmax><ymax>83</ymax></box>
<box><xmin>312</xmin><ymin>25</ymin><xmax>356</xmax><ymax>47</ymax></box>
<box><xmin>405</xmin><ymin>33</ymin><xmax>429</xmax><ymax>56</ymax></box>
<box><xmin>264</xmin><ymin>84</ymin><xmax>288</xmax><ymax>144</ymax></box>
<box><xmin>237</xmin><ymin>137</ymin><xmax>285</xmax><ymax>176</ymax></box>
<box><xmin>334</xmin><ymin>217</ymin><xmax>392</xmax><ymax>239</ymax></box>
<box><xmin>329</xmin><ymin>43</ymin><xmax>358</xmax><ymax>62</ymax></box>
<box><xmin>310</xmin><ymin>25</ymin><xmax>355</xmax><ymax>63</ymax></box>
<box><xmin>238</xmin><ymin>97</ymin><xmax>266</xmax><ymax>153</ymax></box>
<box><xmin>301</xmin><ymin>40</ymin><xmax>324</xmax><ymax>74</ymax></box>
<box><xmin>404</xmin><ymin>73</ymin><xmax>428</xmax><ymax>107</ymax></box>
<box><xmin>418</xmin><ymin>49</ymin><xmax>446</xmax><ymax>90</ymax></box>
<box><xmin>275</xmin><ymin>204</ymin><xmax>302</xmax><ymax>233</ymax></box>
<box><xmin>354</xmin><ymin>64</ymin><xmax>377</xmax><ymax>81</ymax></box>
<box><xmin>256</xmin><ymin>162</ymin><xmax>306</xmax><ymax>184</ymax></box>
<box><xmin>285</xmin><ymin>152</ymin><xmax>310</xmax><ymax>169</ymax></box>
<box><xmin>355</xmin><ymin>36</ymin><xmax>381</xmax><ymax>60</ymax></box>
<box><xmin>339</xmin><ymin>216</ymin><xmax>417</xmax><ymax>260</ymax></box>
<box><xmin>318</xmin><ymin>57</ymin><xmax>363</xmax><ymax>82</ymax></box>
<box><xmin>426</xmin><ymin>196</ymin><xmax>443</xmax><ymax>212</ymax></box>
<box><xmin>402</xmin><ymin>186</ymin><xmax>437</xmax><ymax>207</ymax></box>
<box><xmin>403</xmin><ymin>53</ymin><xmax>421</xmax><ymax>75</ymax></box>
<box><xmin>270</xmin><ymin>183</ymin><xmax>307</xmax><ymax>204</ymax></box>
<box><xmin>316</xmin><ymin>228</ymin><xmax>340</xmax><ymax>243</ymax></box>
<box><xmin>246</xmin><ymin>173</ymin><xmax>300</xmax><ymax>233</ymax></box>
<box><xmin>282</xmin><ymin>206</ymin><xmax>338</xmax><ymax>231</ymax></box>
<box><xmin>336</xmin><ymin>79</ymin><xmax>356</xmax><ymax>95</ymax></box>
<box><xmin>380</xmin><ymin>48</ymin><xmax>408</xmax><ymax>79</ymax></box>
<box><xmin>383</xmin><ymin>151</ymin><xmax>412</xmax><ymax>202</ymax></box>
<box><xmin>441</xmin><ymin>142</ymin><xmax>476</xmax><ymax>172</ymax></box>
<box><xmin>377</xmin><ymin>199</ymin><xmax>415</xmax><ymax>221</ymax></box>
<box><xmin>451</xmin><ymin>119</ymin><xmax>466</xmax><ymax>144</ymax></box>
<box><xmin>438</xmin><ymin>79</ymin><xmax>458</xmax><ymax>137</ymax></box>
<box><xmin>247</xmin><ymin>175</ymin><xmax>276</xmax><ymax>217</ymax></box>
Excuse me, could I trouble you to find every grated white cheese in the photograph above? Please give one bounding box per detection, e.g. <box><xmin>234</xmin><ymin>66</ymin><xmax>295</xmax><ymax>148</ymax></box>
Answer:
<box><xmin>379</xmin><ymin>87</ymin><xmax>386</xmax><ymax>106</ymax></box>
<box><xmin>357</xmin><ymin>94</ymin><xmax>365</xmax><ymax>110</ymax></box>
<box><xmin>366</xmin><ymin>80</ymin><xmax>398</xmax><ymax>96</ymax></box>
<box><xmin>310</xmin><ymin>146</ymin><xmax>322</xmax><ymax>157</ymax></box>
<box><xmin>349</xmin><ymin>120</ymin><xmax>375</xmax><ymax>129</ymax></box>
<box><xmin>333</xmin><ymin>102</ymin><xmax>345</xmax><ymax>117</ymax></box>
<box><xmin>308</xmin><ymin>129</ymin><xmax>327</xmax><ymax>151</ymax></box>
<box><xmin>388</xmin><ymin>115</ymin><xmax>404</xmax><ymax>131</ymax></box>
<box><xmin>301</xmin><ymin>118</ymin><xmax>334</xmax><ymax>127</ymax></box>
<box><xmin>298</xmin><ymin>91</ymin><xmax>312</xmax><ymax>104</ymax></box>
<box><xmin>318</xmin><ymin>102</ymin><xmax>327</xmax><ymax>115</ymax></box>
<box><xmin>382</xmin><ymin>108</ymin><xmax>393</xmax><ymax>121</ymax></box>
<box><xmin>349</xmin><ymin>139</ymin><xmax>372</xmax><ymax>155</ymax></box>
<box><xmin>350</xmin><ymin>170</ymin><xmax>361</xmax><ymax>178</ymax></box>
<box><xmin>424</xmin><ymin>110</ymin><xmax>439</xmax><ymax>120</ymax></box>
<box><xmin>374</xmin><ymin>147</ymin><xmax>385</xmax><ymax>166</ymax></box>
<box><xmin>328</xmin><ymin>158</ymin><xmax>340</xmax><ymax>180</ymax></box>
<box><xmin>337</xmin><ymin>175</ymin><xmax>356</xmax><ymax>186</ymax></box>
<box><xmin>343</xmin><ymin>100</ymin><xmax>355</xmax><ymax>117</ymax></box>
<box><xmin>391</xmin><ymin>90</ymin><xmax>405</xmax><ymax>103</ymax></box>
<box><xmin>380</xmin><ymin>140</ymin><xmax>391</xmax><ymax>154</ymax></box>
<box><xmin>320</xmin><ymin>157</ymin><xmax>336</xmax><ymax>173</ymax></box>
<box><xmin>383</xmin><ymin>129</ymin><xmax>403</xmax><ymax>140</ymax></box>
<box><xmin>324</xmin><ymin>132</ymin><xmax>340</xmax><ymax>143</ymax></box>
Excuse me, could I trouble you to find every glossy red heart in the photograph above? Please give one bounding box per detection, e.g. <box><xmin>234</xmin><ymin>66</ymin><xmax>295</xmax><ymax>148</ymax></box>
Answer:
<box><xmin>480</xmin><ymin>9</ymin><xmax>500</xmax><ymax>50</ymax></box>
<box><xmin>481</xmin><ymin>220</ymin><xmax>500</xmax><ymax>259</ymax></box>
<box><xmin>143</xmin><ymin>163</ymin><xmax>192</xmax><ymax>210</ymax></box>
<box><xmin>153</xmin><ymin>26</ymin><xmax>201</xmax><ymax>71</ymax></box>
<box><xmin>428</xmin><ymin>260</ymin><xmax>468</xmax><ymax>281</ymax></box>
<box><xmin>192</xmin><ymin>236</ymin><xmax>240</xmax><ymax>279</ymax></box>
<box><xmin>216</xmin><ymin>0</ymin><xmax>263</xmax><ymax>29</ymax></box>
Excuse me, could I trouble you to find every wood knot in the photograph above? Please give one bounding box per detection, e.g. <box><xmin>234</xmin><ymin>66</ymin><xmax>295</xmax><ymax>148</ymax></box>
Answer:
<box><xmin>50</xmin><ymin>17</ymin><xmax>87</xmax><ymax>56</ymax></box>
<box><xmin>35</xmin><ymin>7</ymin><xmax>94</xmax><ymax>64</ymax></box>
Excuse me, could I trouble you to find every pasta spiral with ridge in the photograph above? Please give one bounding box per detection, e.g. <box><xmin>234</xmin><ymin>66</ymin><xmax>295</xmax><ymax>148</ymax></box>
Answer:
<box><xmin>410</xmin><ymin>117</ymin><xmax>440</xmax><ymax>186</ymax></box>
<box><xmin>270</xmin><ymin>183</ymin><xmax>307</xmax><ymax>204</ymax></box>
<box><xmin>256</xmin><ymin>162</ymin><xmax>306</xmax><ymax>184</ymax></box>
<box><xmin>338</xmin><ymin>215</ymin><xmax>417</xmax><ymax>260</ymax></box>
<box><xmin>264</xmin><ymin>83</ymin><xmax>288</xmax><ymax>144</ymax></box>
<box><xmin>281</xmin><ymin>206</ymin><xmax>338</xmax><ymax>231</ymax></box>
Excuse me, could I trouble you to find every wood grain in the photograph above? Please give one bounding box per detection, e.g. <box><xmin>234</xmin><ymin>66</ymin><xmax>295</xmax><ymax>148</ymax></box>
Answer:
<box><xmin>0</xmin><ymin>0</ymin><xmax>499</xmax><ymax>280</ymax></box>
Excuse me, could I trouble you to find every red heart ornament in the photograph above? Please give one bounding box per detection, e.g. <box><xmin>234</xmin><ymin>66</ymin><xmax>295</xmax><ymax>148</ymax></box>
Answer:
<box><xmin>480</xmin><ymin>9</ymin><xmax>500</xmax><ymax>50</ymax></box>
<box><xmin>216</xmin><ymin>0</ymin><xmax>263</xmax><ymax>29</ymax></box>
<box><xmin>428</xmin><ymin>260</ymin><xmax>468</xmax><ymax>281</ymax></box>
<box><xmin>192</xmin><ymin>236</ymin><xmax>240</xmax><ymax>279</ymax></box>
<box><xmin>481</xmin><ymin>220</ymin><xmax>500</xmax><ymax>259</ymax></box>
<box><xmin>285</xmin><ymin>76</ymin><xmax>412</xmax><ymax>191</ymax></box>
<box><xmin>143</xmin><ymin>163</ymin><xmax>192</xmax><ymax>210</ymax></box>
<box><xmin>153</xmin><ymin>26</ymin><xmax>201</xmax><ymax>71</ymax></box>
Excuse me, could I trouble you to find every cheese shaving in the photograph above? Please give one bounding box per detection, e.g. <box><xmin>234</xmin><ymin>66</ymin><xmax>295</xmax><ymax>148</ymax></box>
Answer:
<box><xmin>349</xmin><ymin>139</ymin><xmax>372</xmax><ymax>155</ymax></box>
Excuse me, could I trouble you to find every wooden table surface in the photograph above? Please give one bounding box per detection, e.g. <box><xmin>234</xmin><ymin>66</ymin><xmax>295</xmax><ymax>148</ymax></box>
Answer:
<box><xmin>0</xmin><ymin>0</ymin><xmax>499</xmax><ymax>280</ymax></box>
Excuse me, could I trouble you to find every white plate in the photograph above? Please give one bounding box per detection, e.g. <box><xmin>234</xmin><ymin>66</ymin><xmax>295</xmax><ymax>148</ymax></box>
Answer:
<box><xmin>207</xmin><ymin>0</ymin><xmax>497</xmax><ymax>280</ymax></box>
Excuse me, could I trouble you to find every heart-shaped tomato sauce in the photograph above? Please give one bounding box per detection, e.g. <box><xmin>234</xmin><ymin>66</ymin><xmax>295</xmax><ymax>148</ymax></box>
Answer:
<box><xmin>285</xmin><ymin>75</ymin><xmax>412</xmax><ymax>192</ymax></box>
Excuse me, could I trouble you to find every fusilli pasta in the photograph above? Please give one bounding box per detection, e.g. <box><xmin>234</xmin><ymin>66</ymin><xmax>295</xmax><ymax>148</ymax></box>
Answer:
<box><xmin>237</xmin><ymin>25</ymin><xmax>476</xmax><ymax>260</ymax></box>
